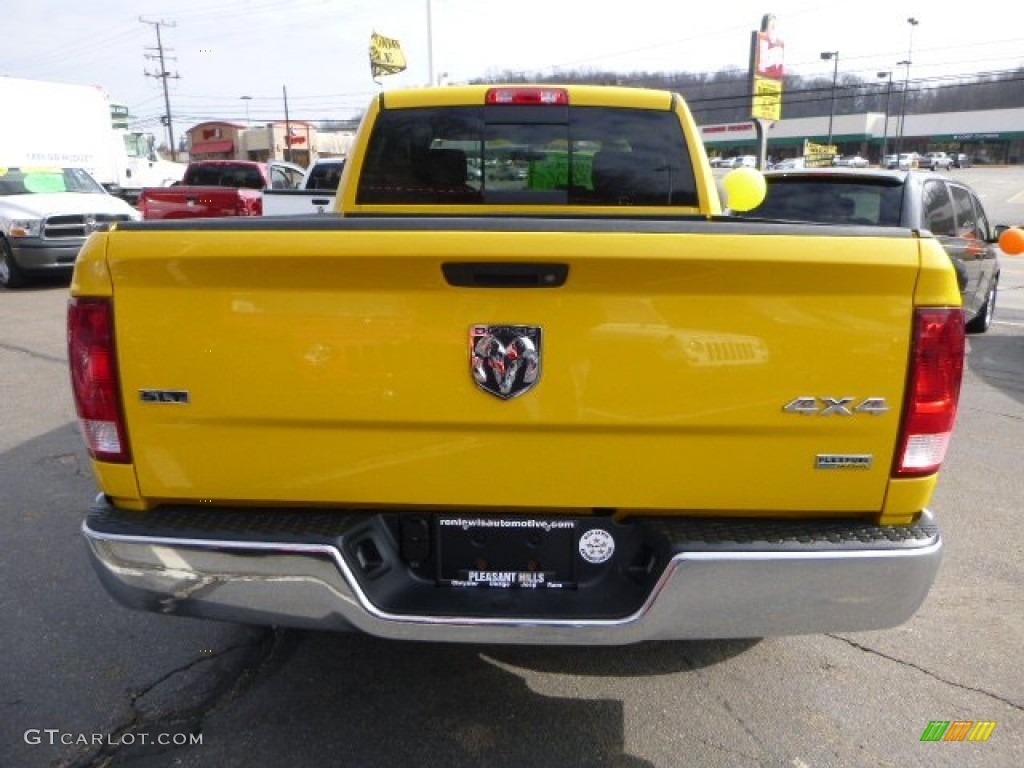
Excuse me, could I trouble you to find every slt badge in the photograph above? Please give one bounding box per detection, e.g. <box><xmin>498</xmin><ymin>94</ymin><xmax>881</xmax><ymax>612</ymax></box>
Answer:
<box><xmin>470</xmin><ymin>325</ymin><xmax>542</xmax><ymax>400</ymax></box>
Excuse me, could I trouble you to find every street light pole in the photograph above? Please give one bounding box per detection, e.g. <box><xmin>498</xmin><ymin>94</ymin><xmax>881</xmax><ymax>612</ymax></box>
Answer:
<box><xmin>820</xmin><ymin>51</ymin><xmax>840</xmax><ymax>150</ymax></box>
<box><xmin>240</xmin><ymin>95</ymin><xmax>252</xmax><ymax>126</ymax></box>
<box><xmin>895</xmin><ymin>59</ymin><xmax>911</xmax><ymax>156</ymax></box>
<box><xmin>896</xmin><ymin>17</ymin><xmax>919</xmax><ymax>158</ymax></box>
<box><xmin>877</xmin><ymin>71</ymin><xmax>893</xmax><ymax>162</ymax></box>
<box><xmin>426</xmin><ymin>0</ymin><xmax>435</xmax><ymax>88</ymax></box>
<box><xmin>282</xmin><ymin>85</ymin><xmax>292</xmax><ymax>163</ymax></box>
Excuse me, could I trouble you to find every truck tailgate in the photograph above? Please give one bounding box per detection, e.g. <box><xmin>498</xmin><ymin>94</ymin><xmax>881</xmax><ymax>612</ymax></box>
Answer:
<box><xmin>139</xmin><ymin>186</ymin><xmax>256</xmax><ymax>219</ymax></box>
<box><xmin>103</xmin><ymin>220</ymin><xmax>921</xmax><ymax>513</ymax></box>
<box><xmin>262</xmin><ymin>189</ymin><xmax>336</xmax><ymax>216</ymax></box>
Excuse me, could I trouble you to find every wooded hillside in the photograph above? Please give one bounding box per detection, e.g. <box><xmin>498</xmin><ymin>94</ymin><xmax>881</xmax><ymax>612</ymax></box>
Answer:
<box><xmin>472</xmin><ymin>66</ymin><xmax>1024</xmax><ymax>124</ymax></box>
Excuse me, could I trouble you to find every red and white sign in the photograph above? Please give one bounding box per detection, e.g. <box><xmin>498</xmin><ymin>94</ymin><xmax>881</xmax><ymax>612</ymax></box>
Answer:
<box><xmin>754</xmin><ymin>15</ymin><xmax>784</xmax><ymax>80</ymax></box>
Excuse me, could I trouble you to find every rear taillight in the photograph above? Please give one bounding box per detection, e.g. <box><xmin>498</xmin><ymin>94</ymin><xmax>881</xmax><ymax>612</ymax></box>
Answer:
<box><xmin>894</xmin><ymin>308</ymin><xmax>965</xmax><ymax>476</ymax></box>
<box><xmin>238</xmin><ymin>196</ymin><xmax>262</xmax><ymax>216</ymax></box>
<box><xmin>68</xmin><ymin>298</ymin><xmax>130</xmax><ymax>463</ymax></box>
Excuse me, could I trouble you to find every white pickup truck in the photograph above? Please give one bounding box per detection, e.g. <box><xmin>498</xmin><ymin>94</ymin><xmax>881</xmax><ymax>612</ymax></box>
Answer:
<box><xmin>261</xmin><ymin>157</ymin><xmax>345</xmax><ymax>216</ymax></box>
<box><xmin>1</xmin><ymin>165</ymin><xmax>140</xmax><ymax>288</ymax></box>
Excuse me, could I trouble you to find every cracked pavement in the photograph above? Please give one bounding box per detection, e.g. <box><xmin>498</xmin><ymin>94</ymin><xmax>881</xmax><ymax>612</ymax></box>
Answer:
<box><xmin>62</xmin><ymin>630</ymin><xmax>280</xmax><ymax>768</ymax></box>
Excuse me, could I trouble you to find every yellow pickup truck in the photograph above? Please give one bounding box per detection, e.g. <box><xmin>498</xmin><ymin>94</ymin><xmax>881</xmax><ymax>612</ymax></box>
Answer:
<box><xmin>71</xmin><ymin>84</ymin><xmax>969</xmax><ymax>645</ymax></box>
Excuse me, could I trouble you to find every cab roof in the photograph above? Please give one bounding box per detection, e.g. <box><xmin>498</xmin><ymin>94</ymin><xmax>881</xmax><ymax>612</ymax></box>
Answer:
<box><xmin>379</xmin><ymin>84</ymin><xmax>678</xmax><ymax>111</ymax></box>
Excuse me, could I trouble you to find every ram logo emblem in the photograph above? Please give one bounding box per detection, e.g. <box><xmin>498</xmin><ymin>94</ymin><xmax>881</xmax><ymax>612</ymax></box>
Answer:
<box><xmin>470</xmin><ymin>325</ymin><xmax>542</xmax><ymax>400</ymax></box>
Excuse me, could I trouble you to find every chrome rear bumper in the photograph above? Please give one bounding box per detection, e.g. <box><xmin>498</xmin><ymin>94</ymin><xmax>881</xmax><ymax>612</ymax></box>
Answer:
<box><xmin>82</xmin><ymin>502</ymin><xmax>942</xmax><ymax>645</ymax></box>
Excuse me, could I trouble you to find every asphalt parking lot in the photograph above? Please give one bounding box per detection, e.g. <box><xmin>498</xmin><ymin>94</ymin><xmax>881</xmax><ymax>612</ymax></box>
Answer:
<box><xmin>2</xmin><ymin>169</ymin><xmax>1023</xmax><ymax>767</ymax></box>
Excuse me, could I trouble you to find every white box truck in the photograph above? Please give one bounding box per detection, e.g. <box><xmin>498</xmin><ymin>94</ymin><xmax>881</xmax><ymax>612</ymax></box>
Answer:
<box><xmin>1</xmin><ymin>76</ymin><xmax>146</xmax><ymax>288</ymax></box>
<box><xmin>0</xmin><ymin>75</ymin><xmax>185</xmax><ymax>203</ymax></box>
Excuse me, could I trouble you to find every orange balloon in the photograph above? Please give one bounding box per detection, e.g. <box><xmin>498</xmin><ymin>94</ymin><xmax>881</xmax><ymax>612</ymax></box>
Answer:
<box><xmin>999</xmin><ymin>226</ymin><xmax>1024</xmax><ymax>256</ymax></box>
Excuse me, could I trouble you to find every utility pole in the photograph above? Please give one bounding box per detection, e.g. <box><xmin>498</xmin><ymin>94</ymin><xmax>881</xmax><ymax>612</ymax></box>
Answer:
<box><xmin>141</xmin><ymin>17</ymin><xmax>180</xmax><ymax>161</ymax></box>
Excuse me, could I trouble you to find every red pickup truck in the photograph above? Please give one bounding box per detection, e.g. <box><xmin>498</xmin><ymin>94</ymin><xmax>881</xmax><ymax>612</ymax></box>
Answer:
<box><xmin>137</xmin><ymin>159</ymin><xmax>306</xmax><ymax>219</ymax></box>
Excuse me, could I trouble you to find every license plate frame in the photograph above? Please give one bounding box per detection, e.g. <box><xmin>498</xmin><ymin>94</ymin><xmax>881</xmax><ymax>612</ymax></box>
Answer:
<box><xmin>435</xmin><ymin>516</ymin><xmax>579</xmax><ymax>589</ymax></box>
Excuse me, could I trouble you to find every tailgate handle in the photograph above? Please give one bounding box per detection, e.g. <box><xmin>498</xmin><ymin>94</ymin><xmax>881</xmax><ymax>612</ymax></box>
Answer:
<box><xmin>442</xmin><ymin>262</ymin><xmax>568</xmax><ymax>288</ymax></box>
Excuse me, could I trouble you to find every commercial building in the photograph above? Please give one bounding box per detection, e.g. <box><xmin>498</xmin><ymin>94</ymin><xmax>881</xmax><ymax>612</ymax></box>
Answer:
<box><xmin>185</xmin><ymin>121</ymin><xmax>354</xmax><ymax>166</ymax></box>
<box><xmin>701</xmin><ymin>107</ymin><xmax>1024</xmax><ymax>165</ymax></box>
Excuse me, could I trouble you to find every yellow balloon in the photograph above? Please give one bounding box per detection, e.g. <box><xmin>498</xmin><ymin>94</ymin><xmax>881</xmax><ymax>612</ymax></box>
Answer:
<box><xmin>723</xmin><ymin>167</ymin><xmax>767</xmax><ymax>212</ymax></box>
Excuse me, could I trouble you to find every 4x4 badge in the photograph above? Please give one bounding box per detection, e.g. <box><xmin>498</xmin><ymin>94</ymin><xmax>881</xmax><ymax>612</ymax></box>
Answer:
<box><xmin>470</xmin><ymin>325</ymin><xmax>542</xmax><ymax>400</ymax></box>
<box><xmin>783</xmin><ymin>397</ymin><xmax>889</xmax><ymax>416</ymax></box>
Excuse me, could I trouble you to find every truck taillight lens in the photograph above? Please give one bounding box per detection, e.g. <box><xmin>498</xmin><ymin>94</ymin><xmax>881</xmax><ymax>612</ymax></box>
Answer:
<box><xmin>238</xmin><ymin>197</ymin><xmax>262</xmax><ymax>216</ymax></box>
<box><xmin>894</xmin><ymin>308</ymin><xmax>965</xmax><ymax>476</ymax></box>
<box><xmin>68</xmin><ymin>298</ymin><xmax>130</xmax><ymax>463</ymax></box>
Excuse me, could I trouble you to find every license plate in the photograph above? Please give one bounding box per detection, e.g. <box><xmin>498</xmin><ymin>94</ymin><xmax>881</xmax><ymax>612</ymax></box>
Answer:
<box><xmin>436</xmin><ymin>516</ymin><xmax>578</xmax><ymax>589</ymax></box>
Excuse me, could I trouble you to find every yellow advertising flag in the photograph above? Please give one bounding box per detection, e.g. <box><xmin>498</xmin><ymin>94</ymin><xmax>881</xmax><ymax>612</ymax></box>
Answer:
<box><xmin>370</xmin><ymin>31</ymin><xmax>407</xmax><ymax>78</ymax></box>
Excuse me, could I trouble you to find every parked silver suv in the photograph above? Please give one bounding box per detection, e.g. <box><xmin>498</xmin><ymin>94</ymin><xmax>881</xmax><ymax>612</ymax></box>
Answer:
<box><xmin>743</xmin><ymin>168</ymin><xmax>1003</xmax><ymax>333</ymax></box>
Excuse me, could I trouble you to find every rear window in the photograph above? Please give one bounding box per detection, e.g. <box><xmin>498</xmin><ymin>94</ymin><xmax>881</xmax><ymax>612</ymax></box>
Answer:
<box><xmin>306</xmin><ymin>161</ymin><xmax>345</xmax><ymax>191</ymax></box>
<box><xmin>355</xmin><ymin>105</ymin><xmax>698</xmax><ymax>207</ymax></box>
<box><xmin>741</xmin><ymin>176</ymin><xmax>905</xmax><ymax>226</ymax></box>
<box><xmin>950</xmin><ymin>185</ymin><xmax>983</xmax><ymax>239</ymax></box>
<box><xmin>923</xmin><ymin>180</ymin><xmax>955</xmax><ymax>236</ymax></box>
<box><xmin>187</xmin><ymin>164</ymin><xmax>265</xmax><ymax>189</ymax></box>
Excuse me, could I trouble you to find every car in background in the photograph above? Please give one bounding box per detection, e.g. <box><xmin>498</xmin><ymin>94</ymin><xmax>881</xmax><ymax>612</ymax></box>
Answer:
<box><xmin>261</xmin><ymin>157</ymin><xmax>347</xmax><ymax>216</ymax></box>
<box><xmin>1</xmin><ymin>166</ymin><xmax>141</xmax><ymax>288</ymax></box>
<box><xmin>709</xmin><ymin>156</ymin><xmax>731</xmax><ymax>168</ymax></box>
<box><xmin>138</xmin><ymin>159</ymin><xmax>306</xmax><ymax>220</ymax></box>
<box><xmin>833</xmin><ymin>155</ymin><xmax>869</xmax><ymax>168</ymax></box>
<box><xmin>952</xmin><ymin>153</ymin><xmax>972</xmax><ymax>168</ymax></box>
<box><xmin>923</xmin><ymin>152</ymin><xmax>954</xmax><ymax>171</ymax></box>
<box><xmin>772</xmin><ymin>157</ymin><xmax>805</xmax><ymax>170</ymax></box>
<box><xmin>898</xmin><ymin>152</ymin><xmax>922</xmax><ymax>169</ymax></box>
<box><xmin>737</xmin><ymin>167</ymin><xmax>1004</xmax><ymax>333</ymax></box>
<box><xmin>880</xmin><ymin>153</ymin><xmax>919</xmax><ymax>169</ymax></box>
<box><xmin>729</xmin><ymin>155</ymin><xmax>757</xmax><ymax>169</ymax></box>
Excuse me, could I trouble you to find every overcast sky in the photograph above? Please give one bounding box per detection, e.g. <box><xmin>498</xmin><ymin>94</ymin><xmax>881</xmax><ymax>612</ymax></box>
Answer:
<box><xmin>3</xmin><ymin>0</ymin><xmax>1022</xmax><ymax>140</ymax></box>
